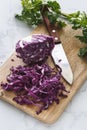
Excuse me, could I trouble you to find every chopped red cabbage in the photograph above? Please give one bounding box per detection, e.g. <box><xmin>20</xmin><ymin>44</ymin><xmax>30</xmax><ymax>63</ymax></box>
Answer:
<box><xmin>1</xmin><ymin>64</ymin><xmax>68</xmax><ymax>114</ymax></box>
<box><xmin>16</xmin><ymin>34</ymin><xmax>54</xmax><ymax>65</ymax></box>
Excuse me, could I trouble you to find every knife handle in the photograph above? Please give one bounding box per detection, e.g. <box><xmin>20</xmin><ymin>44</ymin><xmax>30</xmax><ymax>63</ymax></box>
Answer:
<box><xmin>41</xmin><ymin>7</ymin><xmax>61</xmax><ymax>44</ymax></box>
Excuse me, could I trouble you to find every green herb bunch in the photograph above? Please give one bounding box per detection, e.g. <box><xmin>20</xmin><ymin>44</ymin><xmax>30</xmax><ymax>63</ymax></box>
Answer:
<box><xmin>15</xmin><ymin>0</ymin><xmax>66</xmax><ymax>28</ymax></box>
<box><xmin>62</xmin><ymin>11</ymin><xmax>87</xmax><ymax>57</ymax></box>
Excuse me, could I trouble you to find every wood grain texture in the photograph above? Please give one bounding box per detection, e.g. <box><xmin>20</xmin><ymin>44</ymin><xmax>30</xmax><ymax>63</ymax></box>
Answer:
<box><xmin>0</xmin><ymin>24</ymin><xmax>87</xmax><ymax>124</ymax></box>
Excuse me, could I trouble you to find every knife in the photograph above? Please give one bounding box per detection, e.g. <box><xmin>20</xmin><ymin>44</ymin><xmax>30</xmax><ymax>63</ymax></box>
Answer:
<box><xmin>41</xmin><ymin>7</ymin><xmax>73</xmax><ymax>85</ymax></box>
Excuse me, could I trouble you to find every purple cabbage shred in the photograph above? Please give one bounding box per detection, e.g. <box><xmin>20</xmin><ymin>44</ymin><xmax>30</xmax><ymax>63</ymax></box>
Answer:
<box><xmin>1</xmin><ymin>64</ymin><xmax>68</xmax><ymax>114</ymax></box>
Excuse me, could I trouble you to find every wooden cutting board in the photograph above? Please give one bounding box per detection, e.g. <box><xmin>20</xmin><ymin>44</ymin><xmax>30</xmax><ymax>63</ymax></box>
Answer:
<box><xmin>0</xmin><ymin>24</ymin><xmax>87</xmax><ymax>124</ymax></box>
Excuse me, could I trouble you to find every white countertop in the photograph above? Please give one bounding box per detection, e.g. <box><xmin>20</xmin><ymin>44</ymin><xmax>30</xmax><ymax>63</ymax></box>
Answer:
<box><xmin>0</xmin><ymin>0</ymin><xmax>87</xmax><ymax>130</ymax></box>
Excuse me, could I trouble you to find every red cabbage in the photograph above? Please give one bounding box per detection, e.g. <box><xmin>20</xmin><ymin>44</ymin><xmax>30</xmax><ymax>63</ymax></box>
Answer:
<box><xmin>1</xmin><ymin>64</ymin><xmax>68</xmax><ymax>114</ymax></box>
<box><xmin>16</xmin><ymin>34</ymin><xmax>54</xmax><ymax>65</ymax></box>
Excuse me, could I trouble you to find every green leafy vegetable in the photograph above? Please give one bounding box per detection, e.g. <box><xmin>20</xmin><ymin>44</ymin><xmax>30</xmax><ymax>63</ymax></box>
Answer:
<box><xmin>78</xmin><ymin>47</ymin><xmax>87</xmax><ymax>57</ymax></box>
<box><xmin>62</xmin><ymin>11</ymin><xmax>87</xmax><ymax>57</ymax></box>
<box><xmin>15</xmin><ymin>0</ymin><xmax>66</xmax><ymax>28</ymax></box>
<box><xmin>62</xmin><ymin>11</ymin><xmax>87</xmax><ymax>29</ymax></box>
<box><xmin>76</xmin><ymin>28</ymin><xmax>87</xmax><ymax>43</ymax></box>
<box><xmin>16</xmin><ymin>0</ymin><xmax>43</xmax><ymax>25</ymax></box>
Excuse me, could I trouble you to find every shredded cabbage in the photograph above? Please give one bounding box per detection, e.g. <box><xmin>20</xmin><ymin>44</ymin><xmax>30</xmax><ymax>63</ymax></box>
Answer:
<box><xmin>1</xmin><ymin>64</ymin><xmax>68</xmax><ymax>114</ymax></box>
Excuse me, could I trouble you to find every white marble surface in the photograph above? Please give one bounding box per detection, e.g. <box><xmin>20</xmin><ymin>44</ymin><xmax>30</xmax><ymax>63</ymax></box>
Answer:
<box><xmin>0</xmin><ymin>0</ymin><xmax>87</xmax><ymax>130</ymax></box>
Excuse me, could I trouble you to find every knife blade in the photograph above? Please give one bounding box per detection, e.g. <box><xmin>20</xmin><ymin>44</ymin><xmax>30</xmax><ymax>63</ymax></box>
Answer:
<box><xmin>52</xmin><ymin>43</ymin><xmax>73</xmax><ymax>84</ymax></box>
<box><xmin>41</xmin><ymin>7</ymin><xmax>73</xmax><ymax>84</ymax></box>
